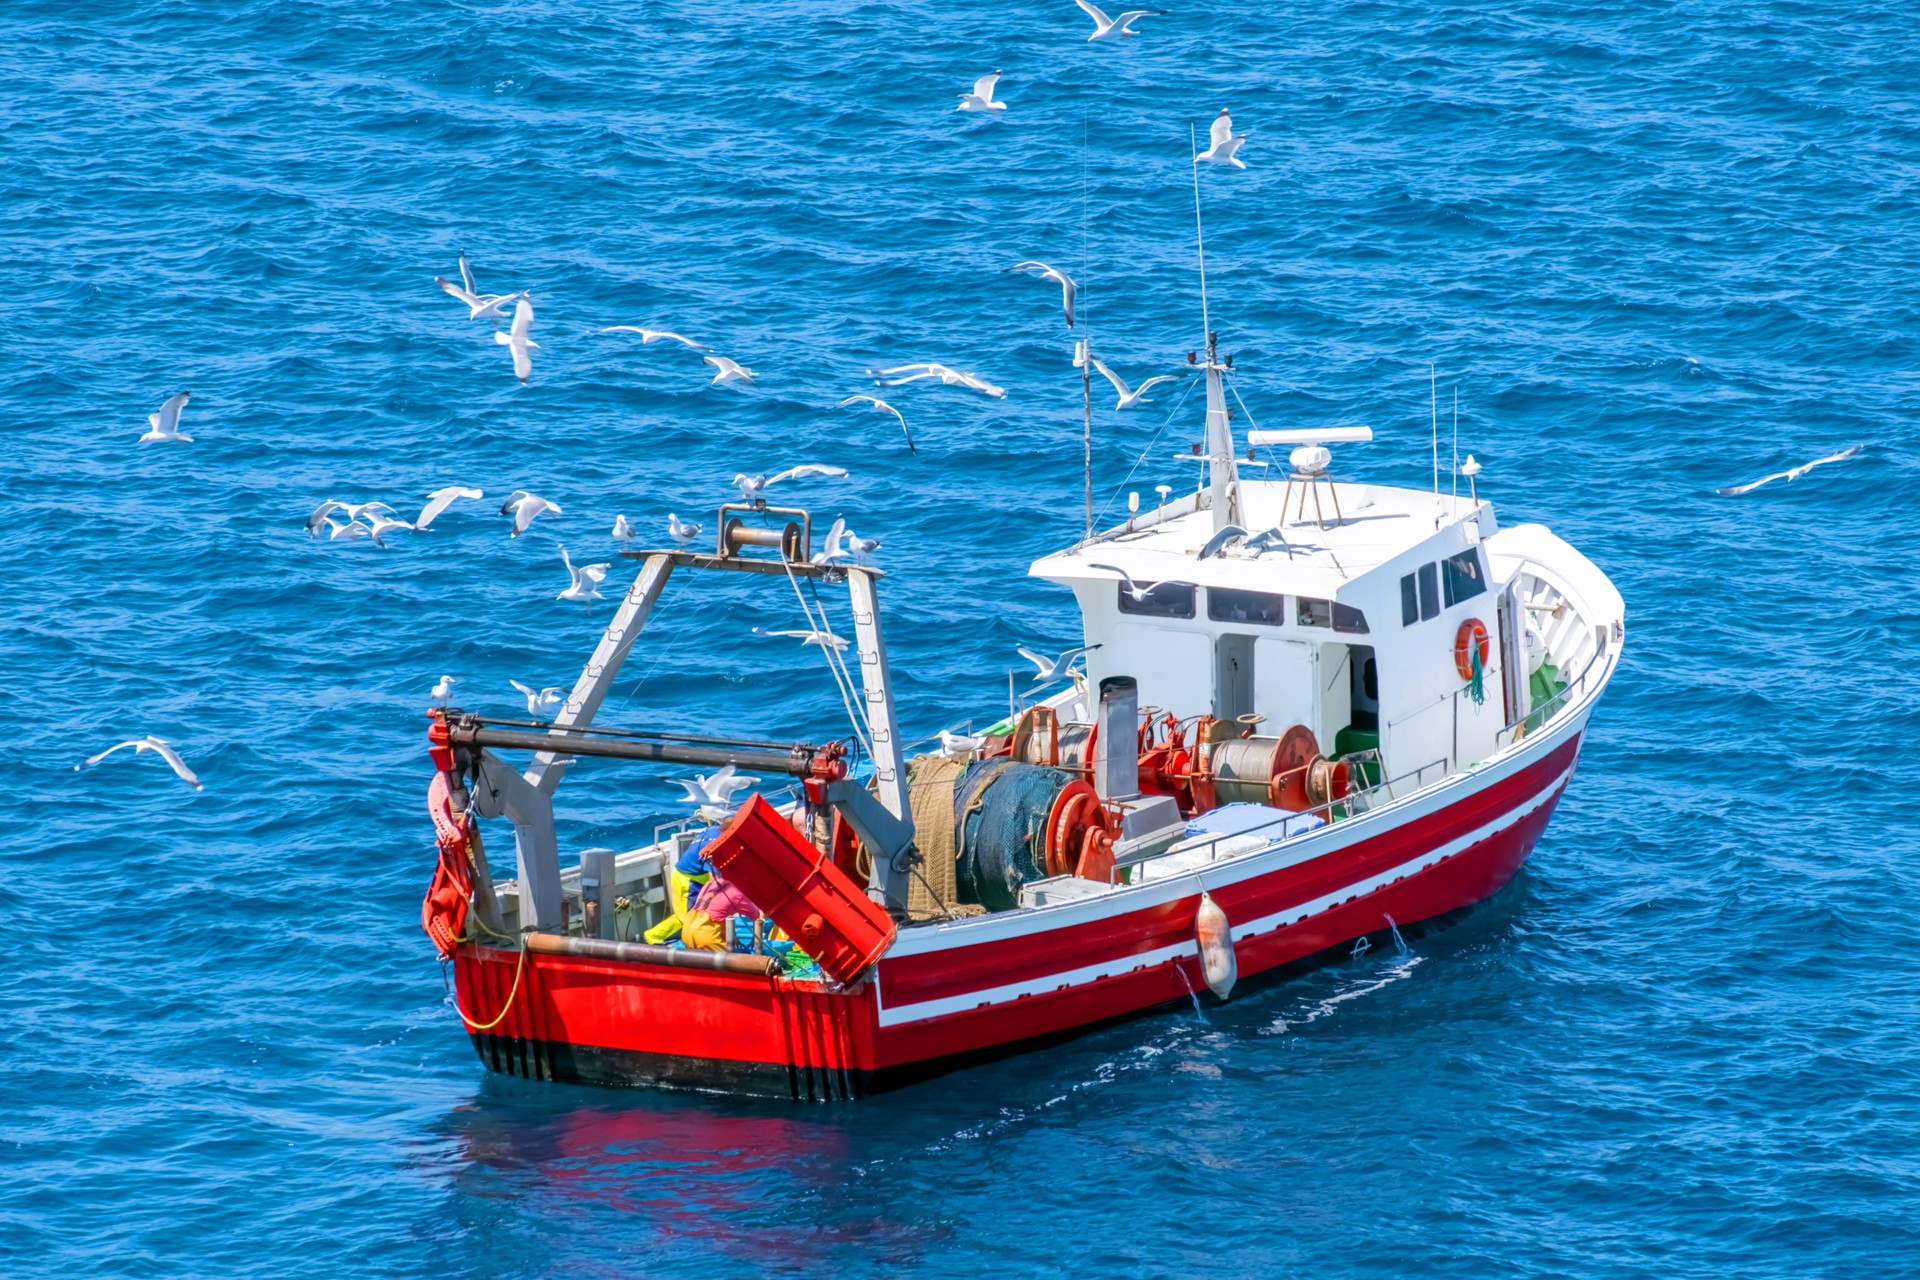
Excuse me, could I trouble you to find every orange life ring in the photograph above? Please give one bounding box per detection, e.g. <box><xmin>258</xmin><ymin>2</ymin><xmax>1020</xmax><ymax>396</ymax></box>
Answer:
<box><xmin>1454</xmin><ymin>618</ymin><xmax>1490</xmax><ymax>682</ymax></box>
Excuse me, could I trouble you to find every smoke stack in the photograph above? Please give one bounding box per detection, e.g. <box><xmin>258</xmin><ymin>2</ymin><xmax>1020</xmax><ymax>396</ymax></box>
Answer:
<box><xmin>1096</xmin><ymin>676</ymin><xmax>1140</xmax><ymax>800</ymax></box>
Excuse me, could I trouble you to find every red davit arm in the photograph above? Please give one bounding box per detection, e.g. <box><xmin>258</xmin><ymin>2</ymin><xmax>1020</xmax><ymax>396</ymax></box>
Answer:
<box><xmin>707</xmin><ymin>795</ymin><xmax>897</xmax><ymax>985</ymax></box>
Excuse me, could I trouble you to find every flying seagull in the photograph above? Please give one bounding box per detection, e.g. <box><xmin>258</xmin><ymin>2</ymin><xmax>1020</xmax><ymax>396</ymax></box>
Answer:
<box><xmin>869</xmin><ymin>363</ymin><xmax>1006</xmax><ymax>399</ymax></box>
<box><xmin>1017</xmin><ymin>643</ymin><xmax>1100</xmax><ymax>687</ymax></box>
<box><xmin>435</xmin><ymin>252</ymin><xmax>529</xmax><ymax>321</ymax></box>
<box><xmin>510</xmin><ymin>680</ymin><xmax>567</xmax><ymax>718</ymax></box>
<box><xmin>1087</xmin><ymin>562</ymin><xmax>1177</xmax><ymax>603</ymax></box>
<box><xmin>364</xmin><ymin>511</ymin><xmax>415</xmax><ymax>547</ymax></box>
<box><xmin>667</xmin><ymin>512</ymin><xmax>702</xmax><ymax>545</ymax></box>
<box><xmin>1716</xmin><ymin>444</ymin><xmax>1863</xmax><ymax>496</ymax></box>
<box><xmin>415</xmin><ymin>486</ymin><xmax>484</xmax><ymax>530</ymax></box>
<box><xmin>75</xmin><ymin>737</ymin><xmax>202</xmax><ymax>791</ymax></box>
<box><xmin>597</xmin><ymin>325</ymin><xmax>712</xmax><ymax>352</ymax></box>
<box><xmin>140</xmin><ymin>392</ymin><xmax>192</xmax><ymax>444</ymax></box>
<box><xmin>732</xmin><ymin>465</ymin><xmax>848</xmax><ymax>503</ymax></box>
<box><xmin>837</xmin><ymin>395</ymin><xmax>916</xmax><ymax>453</ymax></box>
<box><xmin>322</xmin><ymin>517</ymin><xmax>371</xmax><ymax>543</ymax></box>
<box><xmin>494</xmin><ymin>297</ymin><xmax>538</xmax><ymax>382</ymax></box>
<box><xmin>752</xmin><ymin>626</ymin><xmax>851</xmax><ymax>652</ymax></box>
<box><xmin>704</xmin><ymin>355</ymin><xmax>756</xmax><ymax>385</ymax></box>
<box><xmin>1194</xmin><ymin>109</ymin><xmax>1248</xmax><ymax>169</ymax></box>
<box><xmin>555</xmin><ymin>545</ymin><xmax>609</xmax><ymax>606</ymax></box>
<box><xmin>668</xmin><ymin>763</ymin><xmax>760</xmax><ymax>811</ymax></box>
<box><xmin>500</xmin><ymin>490</ymin><xmax>562</xmax><ymax>537</ymax></box>
<box><xmin>1075</xmin><ymin>0</ymin><xmax>1166</xmax><ymax>40</ymax></box>
<box><xmin>1086</xmin><ymin>355</ymin><xmax>1179</xmax><ymax>409</ymax></box>
<box><xmin>957</xmin><ymin>71</ymin><xmax>1007</xmax><ymax>113</ymax></box>
<box><xmin>1009</xmin><ymin>261</ymin><xmax>1076</xmax><ymax>328</ymax></box>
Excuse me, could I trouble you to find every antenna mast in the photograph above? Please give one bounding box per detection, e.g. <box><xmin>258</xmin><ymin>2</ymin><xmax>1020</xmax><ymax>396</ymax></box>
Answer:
<box><xmin>1081</xmin><ymin>340</ymin><xmax>1093</xmax><ymax>539</ymax></box>
<box><xmin>1430</xmin><ymin>364</ymin><xmax>1439</xmax><ymax>497</ymax></box>
<box><xmin>1191</xmin><ymin>128</ymin><xmax>1240</xmax><ymax>533</ymax></box>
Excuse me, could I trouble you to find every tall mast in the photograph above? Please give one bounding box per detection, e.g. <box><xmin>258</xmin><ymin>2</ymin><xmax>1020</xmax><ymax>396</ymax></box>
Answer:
<box><xmin>1192</xmin><ymin>128</ymin><xmax>1241</xmax><ymax>533</ymax></box>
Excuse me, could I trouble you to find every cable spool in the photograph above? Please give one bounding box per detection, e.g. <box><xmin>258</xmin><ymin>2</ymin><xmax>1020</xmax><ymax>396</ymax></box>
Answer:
<box><xmin>1203</xmin><ymin>724</ymin><xmax>1350</xmax><ymax>812</ymax></box>
<box><xmin>954</xmin><ymin>760</ymin><xmax>1118</xmax><ymax>912</ymax></box>
<box><xmin>1010</xmin><ymin>705</ymin><xmax>1098</xmax><ymax>773</ymax></box>
<box><xmin>721</xmin><ymin>516</ymin><xmax>804</xmax><ymax>562</ymax></box>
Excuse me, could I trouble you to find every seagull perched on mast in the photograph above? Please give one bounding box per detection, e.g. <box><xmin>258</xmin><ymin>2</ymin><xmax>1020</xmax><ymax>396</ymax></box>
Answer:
<box><xmin>957</xmin><ymin>71</ymin><xmax>1007</xmax><ymax>113</ymax></box>
<box><xmin>1009</xmin><ymin>261</ymin><xmax>1076</xmax><ymax>328</ymax></box>
<box><xmin>435</xmin><ymin>252</ymin><xmax>529</xmax><ymax>321</ymax></box>
<box><xmin>732</xmin><ymin>465</ymin><xmax>848</xmax><ymax>503</ymax></box>
<box><xmin>837</xmin><ymin>395</ymin><xmax>916</xmax><ymax>453</ymax></box>
<box><xmin>494</xmin><ymin>297</ymin><xmax>538</xmax><ymax>382</ymax></box>
<box><xmin>139</xmin><ymin>392</ymin><xmax>192</xmax><ymax>444</ymax></box>
<box><xmin>1194</xmin><ymin>109</ymin><xmax>1248</xmax><ymax>168</ymax></box>
<box><xmin>500</xmin><ymin>490</ymin><xmax>562</xmax><ymax>536</ymax></box>
<box><xmin>75</xmin><ymin>737</ymin><xmax>202</xmax><ymax>791</ymax></box>
<box><xmin>1074</xmin><ymin>0</ymin><xmax>1166</xmax><ymax>40</ymax></box>
<box><xmin>597</xmin><ymin>325</ymin><xmax>712</xmax><ymax>352</ymax></box>
<box><xmin>869</xmin><ymin>363</ymin><xmax>1006</xmax><ymax>399</ymax></box>
<box><xmin>1018</xmin><ymin>643</ymin><xmax>1101</xmax><ymax>687</ymax></box>
<box><xmin>1086</xmin><ymin>355</ymin><xmax>1180</xmax><ymax>409</ymax></box>
<box><xmin>1716</xmin><ymin>444</ymin><xmax>1863</xmax><ymax>496</ymax></box>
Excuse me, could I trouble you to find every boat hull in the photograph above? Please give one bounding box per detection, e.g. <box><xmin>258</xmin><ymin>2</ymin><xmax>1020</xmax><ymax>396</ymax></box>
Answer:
<box><xmin>453</xmin><ymin>723</ymin><xmax>1586</xmax><ymax>1099</ymax></box>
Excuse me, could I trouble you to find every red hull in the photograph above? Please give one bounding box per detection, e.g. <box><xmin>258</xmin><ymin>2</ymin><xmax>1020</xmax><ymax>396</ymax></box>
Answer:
<box><xmin>453</xmin><ymin>730</ymin><xmax>1583</xmax><ymax>1099</ymax></box>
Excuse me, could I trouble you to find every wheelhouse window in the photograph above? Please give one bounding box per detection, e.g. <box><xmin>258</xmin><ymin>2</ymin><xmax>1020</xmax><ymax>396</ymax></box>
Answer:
<box><xmin>1117</xmin><ymin>580</ymin><xmax>1197</xmax><ymax>619</ymax></box>
<box><xmin>1297</xmin><ymin>597</ymin><xmax>1331</xmax><ymax>628</ymax></box>
<box><xmin>1333</xmin><ymin>602</ymin><xmax>1369</xmax><ymax>634</ymax></box>
<box><xmin>1208</xmin><ymin>587</ymin><xmax>1286</xmax><ymax>626</ymax></box>
<box><xmin>1401</xmin><ymin>565</ymin><xmax>1440</xmax><ymax>624</ymax></box>
<box><xmin>1442</xmin><ymin>549</ymin><xmax>1487</xmax><ymax>606</ymax></box>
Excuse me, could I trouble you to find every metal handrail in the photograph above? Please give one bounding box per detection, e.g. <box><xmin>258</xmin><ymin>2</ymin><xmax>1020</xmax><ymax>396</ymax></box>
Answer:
<box><xmin>1105</xmin><ymin>754</ymin><xmax>1451</xmax><ymax>884</ymax></box>
<box><xmin>1493</xmin><ymin>641</ymin><xmax>1609</xmax><ymax>748</ymax></box>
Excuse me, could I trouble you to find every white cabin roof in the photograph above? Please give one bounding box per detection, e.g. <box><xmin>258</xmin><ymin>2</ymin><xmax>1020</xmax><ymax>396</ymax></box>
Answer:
<box><xmin>1032</xmin><ymin>479</ymin><xmax>1492</xmax><ymax>602</ymax></box>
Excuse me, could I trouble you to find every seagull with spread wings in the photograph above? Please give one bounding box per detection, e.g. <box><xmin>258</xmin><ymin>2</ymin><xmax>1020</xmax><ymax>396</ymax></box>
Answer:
<box><xmin>957</xmin><ymin>71</ymin><xmax>1007</xmax><ymax>113</ymax></box>
<box><xmin>494</xmin><ymin>297</ymin><xmax>538</xmax><ymax>382</ymax></box>
<box><xmin>1009</xmin><ymin>261</ymin><xmax>1076</xmax><ymax>328</ymax></box>
<box><xmin>869</xmin><ymin>363</ymin><xmax>1006</xmax><ymax>399</ymax></box>
<box><xmin>75</xmin><ymin>737</ymin><xmax>202</xmax><ymax>791</ymax></box>
<box><xmin>598</xmin><ymin>325</ymin><xmax>712</xmax><ymax>352</ymax></box>
<box><xmin>733</xmin><ymin>465</ymin><xmax>848</xmax><ymax>503</ymax></box>
<box><xmin>1086</xmin><ymin>355</ymin><xmax>1180</xmax><ymax>409</ymax></box>
<box><xmin>838</xmin><ymin>395</ymin><xmax>916</xmax><ymax>453</ymax></box>
<box><xmin>1716</xmin><ymin>444</ymin><xmax>1863</xmax><ymax>496</ymax></box>
<box><xmin>415</xmin><ymin>486</ymin><xmax>484</xmax><ymax>530</ymax></box>
<box><xmin>1075</xmin><ymin>0</ymin><xmax>1166</xmax><ymax>40</ymax></box>
<box><xmin>435</xmin><ymin>252</ymin><xmax>529</xmax><ymax>321</ymax></box>
<box><xmin>1194</xmin><ymin>109</ymin><xmax>1248</xmax><ymax>169</ymax></box>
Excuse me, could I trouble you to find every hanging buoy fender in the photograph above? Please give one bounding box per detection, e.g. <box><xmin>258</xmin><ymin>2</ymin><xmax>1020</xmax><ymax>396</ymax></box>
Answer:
<box><xmin>1454</xmin><ymin>617</ymin><xmax>1491</xmax><ymax>682</ymax></box>
<box><xmin>1194</xmin><ymin>890</ymin><xmax>1237</xmax><ymax>1000</ymax></box>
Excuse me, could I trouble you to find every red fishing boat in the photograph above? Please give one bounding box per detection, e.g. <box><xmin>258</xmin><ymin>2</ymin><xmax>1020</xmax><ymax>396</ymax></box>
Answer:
<box><xmin>420</xmin><ymin>329</ymin><xmax>1623</xmax><ymax>1100</ymax></box>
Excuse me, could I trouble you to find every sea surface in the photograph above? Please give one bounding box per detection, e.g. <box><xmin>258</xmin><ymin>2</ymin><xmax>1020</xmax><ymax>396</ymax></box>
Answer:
<box><xmin>5</xmin><ymin>0</ymin><xmax>1919</xmax><ymax>1275</ymax></box>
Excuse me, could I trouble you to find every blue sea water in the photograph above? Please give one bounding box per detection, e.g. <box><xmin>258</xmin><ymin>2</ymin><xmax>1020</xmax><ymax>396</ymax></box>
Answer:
<box><xmin>6</xmin><ymin>0</ymin><xmax>1920</xmax><ymax>1274</ymax></box>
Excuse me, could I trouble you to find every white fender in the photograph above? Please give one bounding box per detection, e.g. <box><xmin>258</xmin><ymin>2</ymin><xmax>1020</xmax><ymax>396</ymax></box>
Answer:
<box><xmin>1195</xmin><ymin>891</ymin><xmax>1236</xmax><ymax>1000</ymax></box>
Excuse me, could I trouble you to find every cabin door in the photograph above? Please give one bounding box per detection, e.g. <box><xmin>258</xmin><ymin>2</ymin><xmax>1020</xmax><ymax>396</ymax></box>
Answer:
<box><xmin>1252</xmin><ymin>637</ymin><xmax>1318</xmax><ymax>736</ymax></box>
<box><xmin>1214</xmin><ymin>634</ymin><xmax>1256</xmax><ymax>723</ymax></box>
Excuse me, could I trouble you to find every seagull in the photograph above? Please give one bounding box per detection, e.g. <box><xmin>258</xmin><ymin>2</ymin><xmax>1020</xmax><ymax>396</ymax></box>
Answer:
<box><xmin>415</xmin><ymin>486</ymin><xmax>484</xmax><ymax>530</ymax></box>
<box><xmin>957</xmin><ymin>71</ymin><xmax>1007</xmax><ymax>113</ymax></box>
<box><xmin>555</xmin><ymin>545</ymin><xmax>609</xmax><ymax>606</ymax></box>
<box><xmin>75</xmin><ymin>737</ymin><xmax>202</xmax><ymax>790</ymax></box>
<box><xmin>1087</xmin><ymin>562</ymin><xmax>1175</xmax><ymax>603</ymax></box>
<box><xmin>668</xmin><ymin>763</ymin><xmax>760</xmax><ymax>811</ymax></box>
<box><xmin>509</xmin><ymin>680</ymin><xmax>568</xmax><ymax>718</ymax></box>
<box><xmin>435</xmin><ymin>252</ymin><xmax>529</xmax><ymax>321</ymax></box>
<box><xmin>597</xmin><ymin>325</ymin><xmax>712</xmax><ymax>352</ymax></box>
<box><xmin>1009</xmin><ymin>261</ymin><xmax>1076</xmax><ymax>328</ymax></box>
<box><xmin>1243</xmin><ymin>526</ymin><xmax>1294</xmax><ymax>557</ymax></box>
<box><xmin>500</xmin><ymin>490</ymin><xmax>562</xmax><ymax>536</ymax></box>
<box><xmin>1194</xmin><ymin>109</ymin><xmax>1248</xmax><ymax>169</ymax></box>
<box><xmin>306</xmin><ymin>499</ymin><xmax>396</xmax><ymax>534</ymax></box>
<box><xmin>1018</xmin><ymin>643</ymin><xmax>1100</xmax><ymax>687</ymax></box>
<box><xmin>1086</xmin><ymin>355</ymin><xmax>1180</xmax><ymax>409</ymax></box>
<box><xmin>938</xmin><ymin>728</ymin><xmax>985</xmax><ymax>755</ymax></box>
<box><xmin>703</xmin><ymin>355</ymin><xmax>756</xmax><ymax>385</ymax></box>
<box><xmin>139</xmin><ymin>392</ymin><xmax>192</xmax><ymax>444</ymax></box>
<box><xmin>843</xmin><ymin>528</ymin><xmax>881</xmax><ymax>561</ymax></box>
<box><xmin>430</xmin><ymin>675</ymin><xmax>459</xmax><ymax>706</ymax></box>
<box><xmin>811</xmin><ymin>517</ymin><xmax>850</xmax><ymax>566</ymax></box>
<box><xmin>837</xmin><ymin>395</ymin><xmax>916</xmax><ymax>453</ymax></box>
<box><xmin>494</xmin><ymin>297</ymin><xmax>538</xmax><ymax>382</ymax></box>
<box><xmin>869</xmin><ymin>363</ymin><xmax>1006</xmax><ymax>399</ymax></box>
<box><xmin>323</xmin><ymin>517</ymin><xmax>372</xmax><ymax>543</ymax></box>
<box><xmin>611</xmin><ymin>514</ymin><xmax>635</xmax><ymax>542</ymax></box>
<box><xmin>667</xmin><ymin>512</ymin><xmax>702</xmax><ymax>545</ymax></box>
<box><xmin>1075</xmin><ymin>0</ymin><xmax>1166</xmax><ymax>40</ymax></box>
<box><xmin>364</xmin><ymin>511</ymin><xmax>415</xmax><ymax>547</ymax></box>
<box><xmin>1716</xmin><ymin>444</ymin><xmax>1864</xmax><ymax>496</ymax></box>
<box><xmin>1198</xmin><ymin>525</ymin><xmax>1249</xmax><ymax>560</ymax></box>
<box><xmin>752</xmin><ymin>626</ymin><xmax>851</xmax><ymax>652</ymax></box>
<box><xmin>732</xmin><ymin>465</ymin><xmax>848</xmax><ymax>503</ymax></box>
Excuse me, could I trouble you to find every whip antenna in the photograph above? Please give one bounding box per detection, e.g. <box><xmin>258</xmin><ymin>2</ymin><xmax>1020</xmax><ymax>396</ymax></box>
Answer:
<box><xmin>1191</xmin><ymin>123</ymin><xmax>1211</xmax><ymax>340</ymax></box>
